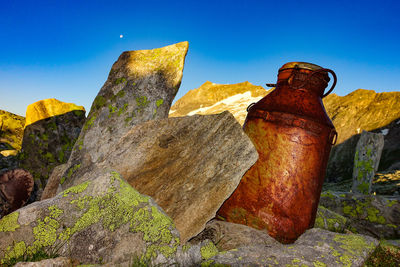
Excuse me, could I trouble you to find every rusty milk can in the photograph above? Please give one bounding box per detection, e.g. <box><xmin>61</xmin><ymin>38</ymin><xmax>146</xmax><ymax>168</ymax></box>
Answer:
<box><xmin>217</xmin><ymin>62</ymin><xmax>337</xmax><ymax>244</ymax></box>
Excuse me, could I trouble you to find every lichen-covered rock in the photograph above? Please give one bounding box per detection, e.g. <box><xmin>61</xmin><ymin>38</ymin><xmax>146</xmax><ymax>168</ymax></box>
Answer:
<box><xmin>191</xmin><ymin>221</ymin><xmax>378</xmax><ymax>267</ymax></box>
<box><xmin>0</xmin><ymin>110</ymin><xmax>25</xmax><ymax>151</ymax></box>
<box><xmin>60</xmin><ymin>42</ymin><xmax>189</xmax><ymax>191</ymax></box>
<box><xmin>67</xmin><ymin>111</ymin><xmax>257</xmax><ymax>242</ymax></box>
<box><xmin>315</xmin><ymin>205</ymin><xmax>350</xmax><ymax>233</ymax></box>
<box><xmin>0</xmin><ymin>168</ymin><xmax>34</xmax><ymax>218</ymax></box>
<box><xmin>320</xmin><ymin>191</ymin><xmax>400</xmax><ymax>239</ymax></box>
<box><xmin>0</xmin><ymin>169</ymin><xmax>181</xmax><ymax>266</ymax></box>
<box><xmin>352</xmin><ymin>130</ymin><xmax>384</xmax><ymax>194</ymax></box>
<box><xmin>20</xmin><ymin>99</ymin><xmax>86</xmax><ymax>200</ymax></box>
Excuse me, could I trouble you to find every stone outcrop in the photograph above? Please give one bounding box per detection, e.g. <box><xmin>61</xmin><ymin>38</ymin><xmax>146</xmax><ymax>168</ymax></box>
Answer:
<box><xmin>58</xmin><ymin>112</ymin><xmax>257</xmax><ymax>242</ymax></box>
<box><xmin>0</xmin><ymin>110</ymin><xmax>25</xmax><ymax>152</ymax></box>
<box><xmin>19</xmin><ymin>99</ymin><xmax>86</xmax><ymax>200</ymax></box>
<box><xmin>352</xmin><ymin>131</ymin><xmax>385</xmax><ymax>194</ymax></box>
<box><xmin>0</xmin><ymin>169</ymin><xmax>34</xmax><ymax>218</ymax></box>
<box><xmin>169</xmin><ymin>81</ymin><xmax>269</xmax><ymax>125</ymax></box>
<box><xmin>0</xmin><ymin>169</ymin><xmax>180</xmax><ymax>266</ymax></box>
<box><xmin>190</xmin><ymin>220</ymin><xmax>378</xmax><ymax>266</ymax></box>
<box><xmin>320</xmin><ymin>191</ymin><xmax>400</xmax><ymax>239</ymax></box>
<box><xmin>60</xmin><ymin>41</ymin><xmax>189</xmax><ymax>191</ymax></box>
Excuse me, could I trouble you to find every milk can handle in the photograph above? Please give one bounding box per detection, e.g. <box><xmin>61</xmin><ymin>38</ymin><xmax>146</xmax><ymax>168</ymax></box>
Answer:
<box><xmin>320</xmin><ymin>68</ymin><xmax>337</xmax><ymax>98</ymax></box>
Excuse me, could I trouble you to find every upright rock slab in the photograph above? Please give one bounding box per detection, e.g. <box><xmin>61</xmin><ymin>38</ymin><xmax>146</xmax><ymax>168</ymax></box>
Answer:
<box><xmin>0</xmin><ymin>169</ymin><xmax>180</xmax><ymax>266</ymax></box>
<box><xmin>101</xmin><ymin>111</ymin><xmax>258</xmax><ymax>242</ymax></box>
<box><xmin>60</xmin><ymin>41</ymin><xmax>189</xmax><ymax>189</ymax></box>
<box><xmin>352</xmin><ymin>130</ymin><xmax>384</xmax><ymax>194</ymax></box>
<box><xmin>20</xmin><ymin>99</ymin><xmax>85</xmax><ymax>199</ymax></box>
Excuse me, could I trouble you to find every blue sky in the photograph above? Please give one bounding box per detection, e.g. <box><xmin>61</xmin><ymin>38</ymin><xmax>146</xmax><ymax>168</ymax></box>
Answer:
<box><xmin>1</xmin><ymin>0</ymin><xmax>399</xmax><ymax>116</ymax></box>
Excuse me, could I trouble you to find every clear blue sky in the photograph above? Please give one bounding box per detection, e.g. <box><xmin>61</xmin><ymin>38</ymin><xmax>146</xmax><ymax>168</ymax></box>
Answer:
<box><xmin>1</xmin><ymin>0</ymin><xmax>399</xmax><ymax>116</ymax></box>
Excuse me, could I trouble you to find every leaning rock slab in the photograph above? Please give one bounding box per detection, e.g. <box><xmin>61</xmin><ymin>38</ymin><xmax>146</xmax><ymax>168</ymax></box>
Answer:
<box><xmin>320</xmin><ymin>191</ymin><xmax>400</xmax><ymax>239</ymax></box>
<box><xmin>0</xmin><ymin>169</ymin><xmax>180</xmax><ymax>266</ymax></box>
<box><xmin>352</xmin><ymin>130</ymin><xmax>384</xmax><ymax>194</ymax></box>
<box><xmin>61</xmin><ymin>42</ymin><xmax>189</xmax><ymax>190</ymax></box>
<box><xmin>100</xmin><ymin>111</ymin><xmax>258</xmax><ymax>242</ymax></box>
<box><xmin>192</xmin><ymin>221</ymin><xmax>378</xmax><ymax>267</ymax></box>
<box><xmin>20</xmin><ymin>99</ymin><xmax>86</xmax><ymax>199</ymax></box>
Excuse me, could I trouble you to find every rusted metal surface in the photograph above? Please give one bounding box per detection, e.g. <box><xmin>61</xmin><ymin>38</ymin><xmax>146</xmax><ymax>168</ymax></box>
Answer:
<box><xmin>217</xmin><ymin>62</ymin><xmax>337</xmax><ymax>244</ymax></box>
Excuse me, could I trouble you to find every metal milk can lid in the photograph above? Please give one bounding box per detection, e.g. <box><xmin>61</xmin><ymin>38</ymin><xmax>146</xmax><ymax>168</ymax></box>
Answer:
<box><xmin>279</xmin><ymin>62</ymin><xmax>323</xmax><ymax>72</ymax></box>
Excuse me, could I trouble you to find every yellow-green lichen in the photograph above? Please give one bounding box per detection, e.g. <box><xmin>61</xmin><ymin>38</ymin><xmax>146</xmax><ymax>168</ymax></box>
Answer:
<box><xmin>156</xmin><ymin>99</ymin><xmax>164</xmax><ymax>107</ymax></box>
<box><xmin>115</xmin><ymin>77</ymin><xmax>127</xmax><ymax>85</ymax></box>
<box><xmin>387</xmin><ymin>199</ymin><xmax>398</xmax><ymax>207</ymax></box>
<box><xmin>200</xmin><ymin>241</ymin><xmax>219</xmax><ymax>260</ymax></box>
<box><xmin>333</xmin><ymin>234</ymin><xmax>376</xmax><ymax>266</ymax></box>
<box><xmin>1</xmin><ymin>241</ymin><xmax>27</xmax><ymax>264</ymax></box>
<box><xmin>92</xmin><ymin>95</ymin><xmax>106</xmax><ymax>111</ymax></box>
<box><xmin>83</xmin><ymin>115</ymin><xmax>96</xmax><ymax>131</ymax></box>
<box><xmin>320</xmin><ymin>191</ymin><xmax>334</xmax><ymax>199</ymax></box>
<box><xmin>0</xmin><ymin>212</ymin><xmax>20</xmax><ymax>232</ymax></box>
<box><xmin>63</xmin><ymin>180</ymin><xmax>90</xmax><ymax>197</ymax></box>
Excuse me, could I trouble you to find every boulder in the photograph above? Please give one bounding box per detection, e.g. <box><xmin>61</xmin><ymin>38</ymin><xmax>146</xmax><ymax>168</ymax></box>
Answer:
<box><xmin>0</xmin><ymin>169</ymin><xmax>180</xmax><ymax>266</ymax></box>
<box><xmin>320</xmin><ymin>191</ymin><xmax>400</xmax><ymax>239</ymax></box>
<box><xmin>19</xmin><ymin>99</ymin><xmax>86</xmax><ymax>200</ymax></box>
<box><xmin>0</xmin><ymin>169</ymin><xmax>34</xmax><ymax>218</ymax></box>
<box><xmin>63</xmin><ymin>112</ymin><xmax>258</xmax><ymax>242</ymax></box>
<box><xmin>191</xmin><ymin>220</ymin><xmax>378</xmax><ymax>266</ymax></box>
<box><xmin>352</xmin><ymin>131</ymin><xmax>384</xmax><ymax>194</ymax></box>
<box><xmin>60</xmin><ymin>42</ymin><xmax>189</xmax><ymax>191</ymax></box>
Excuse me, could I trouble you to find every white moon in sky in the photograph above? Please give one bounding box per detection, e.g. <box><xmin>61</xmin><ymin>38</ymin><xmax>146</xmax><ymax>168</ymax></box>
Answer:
<box><xmin>120</xmin><ymin>34</ymin><xmax>123</xmax><ymax>38</ymax></box>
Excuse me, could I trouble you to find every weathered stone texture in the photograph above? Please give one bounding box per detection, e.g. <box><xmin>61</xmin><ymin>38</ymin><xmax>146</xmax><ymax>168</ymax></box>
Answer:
<box><xmin>101</xmin><ymin>111</ymin><xmax>258</xmax><ymax>242</ymax></box>
<box><xmin>0</xmin><ymin>169</ymin><xmax>180</xmax><ymax>266</ymax></box>
<box><xmin>191</xmin><ymin>221</ymin><xmax>378</xmax><ymax>267</ymax></box>
<box><xmin>352</xmin><ymin>130</ymin><xmax>384</xmax><ymax>194</ymax></box>
<box><xmin>320</xmin><ymin>191</ymin><xmax>400</xmax><ymax>239</ymax></box>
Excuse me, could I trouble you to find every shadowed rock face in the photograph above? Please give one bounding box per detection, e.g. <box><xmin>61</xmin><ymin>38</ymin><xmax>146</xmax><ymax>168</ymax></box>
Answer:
<box><xmin>20</xmin><ymin>107</ymin><xmax>86</xmax><ymax>199</ymax></box>
<box><xmin>60</xmin><ymin>41</ymin><xmax>189</xmax><ymax>190</ymax></box>
<box><xmin>0</xmin><ymin>168</ymin><xmax>33</xmax><ymax>218</ymax></box>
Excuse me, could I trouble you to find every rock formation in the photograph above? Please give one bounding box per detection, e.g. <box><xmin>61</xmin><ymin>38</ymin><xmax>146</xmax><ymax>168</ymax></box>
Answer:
<box><xmin>19</xmin><ymin>99</ymin><xmax>86</xmax><ymax>200</ymax></box>
<box><xmin>0</xmin><ymin>169</ymin><xmax>180</xmax><ymax>266</ymax></box>
<box><xmin>60</xmin><ymin>41</ymin><xmax>189</xmax><ymax>190</ymax></box>
<box><xmin>320</xmin><ymin>191</ymin><xmax>400</xmax><ymax>239</ymax></box>
<box><xmin>103</xmin><ymin>112</ymin><xmax>258</xmax><ymax>242</ymax></box>
<box><xmin>352</xmin><ymin>131</ymin><xmax>385</xmax><ymax>194</ymax></box>
<box><xmin>190</xmin><ymin>220</ymin><xmax>378</xmax><ymax>266</ymax></box>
